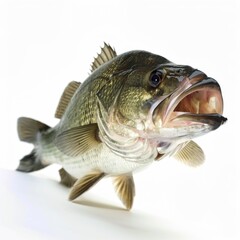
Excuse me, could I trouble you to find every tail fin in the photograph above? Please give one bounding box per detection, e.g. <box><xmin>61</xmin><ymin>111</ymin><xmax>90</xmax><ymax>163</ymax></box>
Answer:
<box><xmin>17</xmin><ymin>150</ymin><xmax>48</xmax><ymax>172</ymax></box>
<box><xmin>17</xmin><ymin>117</ymin><xmax>51</xmax><ymax>172</ymax></box>
<box><xmin>17</xmin><ymin>117</ymin><xmax>50</xmax><ymax>143</ymax></box>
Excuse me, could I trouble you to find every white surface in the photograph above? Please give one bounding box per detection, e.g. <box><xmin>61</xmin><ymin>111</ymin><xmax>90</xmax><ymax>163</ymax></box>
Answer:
<box><xmin>0</xmin><ymin>0</ymin><xmax>239</xmax><ymax>239</ymax></box>
<box><xmin>0</xmin><ymin>167</ymin><xmax>238</xmax><ymax>240</ymax></box>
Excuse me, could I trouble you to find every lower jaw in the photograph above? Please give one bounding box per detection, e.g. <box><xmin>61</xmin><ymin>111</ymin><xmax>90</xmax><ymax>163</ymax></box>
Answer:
<box><xmin>167</xmin><ymin>112</ymin><xmax>227</xmax><ymax>129</ymax></box>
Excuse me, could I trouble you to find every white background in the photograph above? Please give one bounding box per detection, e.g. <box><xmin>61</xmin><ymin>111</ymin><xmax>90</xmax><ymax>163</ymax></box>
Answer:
<box><xmin>0</xmin><ymin>0</ymin><xmax>239</xmax><ymax>239</ymax></box>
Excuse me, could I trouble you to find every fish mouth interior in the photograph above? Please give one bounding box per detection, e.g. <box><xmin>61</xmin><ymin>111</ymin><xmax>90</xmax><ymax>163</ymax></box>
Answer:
<box><xmin>173</xmin><ymin>87</ymin><xmax>223</xmax><ymax>116</ymax></box>
<box><xmin>149</xmin><ymin>73</ymin><xmax>226</xmax><ymax>141</ymax></box>
<box><xmin>153</xmin><ymin>84</ymin><xmax>225</xmax><ymax>128</ymax></box>
<box><xmin>151</xmin><ymin>74</ymin><xmax>226</xmax><ymax>131</ymax></box>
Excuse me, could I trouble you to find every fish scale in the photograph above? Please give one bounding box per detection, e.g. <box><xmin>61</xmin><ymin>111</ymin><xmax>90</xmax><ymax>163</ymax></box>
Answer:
<box><xmin>16</xmin><ymin>43</ymin><xmax>226</xmax><ymax>210</ymax></box>
<box><xmin>38</xmin><ymin>127</ymin><xmax>145</xmax><ymax>179</ymax></box>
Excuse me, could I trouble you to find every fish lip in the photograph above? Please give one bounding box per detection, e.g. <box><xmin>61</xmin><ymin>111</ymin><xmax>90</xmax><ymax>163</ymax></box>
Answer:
<box><xmin>170</xmin><ymin>113</ymin><xmax>227</xmax><ymax>130</ymax></box>
<box><xmin>153</xmin><ymin>71</ymin><xmax>227</xmax><ymax>130</ymax></box>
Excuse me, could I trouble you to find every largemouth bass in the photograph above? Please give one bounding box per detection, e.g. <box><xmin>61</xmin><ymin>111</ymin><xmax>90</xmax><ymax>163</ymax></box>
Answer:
<box><xmin>17</xmin><ymin>43</ymin><xmax>227</xmax><ymax>210</ymax></box>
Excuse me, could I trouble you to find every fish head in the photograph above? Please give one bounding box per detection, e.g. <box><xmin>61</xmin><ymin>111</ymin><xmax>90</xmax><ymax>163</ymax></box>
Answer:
<box><xmin>143</xmin><ymin>64</ymin><xmax>227</xmax><ymax>155</ymax></box>
<box><xmin>97</xmin><ymin>52</ymin><xmax>227</xmax><ymax>160</ymax></box>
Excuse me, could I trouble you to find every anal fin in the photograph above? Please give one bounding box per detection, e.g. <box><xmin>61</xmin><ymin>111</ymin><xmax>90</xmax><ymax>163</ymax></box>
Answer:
<box><xmin>59</xmin><ymin>168</ymin><xmax>77</xmax><ymax>188</ymax></box>
<box><xmin>69</xmin><ymin>171</ymin><xmax>106</xmax><ymax>201</ymax></box>
<box><xmin>113</xmin><ymin>174</ymin><xmax>135</xmax><ymax>210</ymax></box>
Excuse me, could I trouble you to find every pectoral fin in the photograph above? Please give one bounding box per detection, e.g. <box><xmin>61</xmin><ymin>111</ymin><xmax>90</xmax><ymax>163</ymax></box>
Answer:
<box><xmin>69</xmin><ymin>171</ymin><xmax>106</xmax><ymax>201</ymax></box>
<box><xmin>113</xmin><ymin>174</ymin><xmax>135</xmax><ymax>210</ymax></box>
<box><xmin>55</xmin><ymin>123</ymin><xmax>101</xmax><ymax>157</ymax></box>
<box><xmin>173</xmin><ymin>140</ymin><xmax>205</xmax><ymax>167</ymax></box>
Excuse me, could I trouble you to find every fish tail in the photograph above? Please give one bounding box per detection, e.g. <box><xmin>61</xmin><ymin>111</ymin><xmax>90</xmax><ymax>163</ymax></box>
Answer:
<box><xmin>17</xmin><ymin>117</ymin><xmax>51</xmax><ymax>172</ymax></box>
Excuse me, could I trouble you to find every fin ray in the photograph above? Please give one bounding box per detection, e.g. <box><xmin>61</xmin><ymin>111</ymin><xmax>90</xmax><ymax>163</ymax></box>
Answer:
<box><xmin>55</xmin><ymin>123</ymin><xmax>100</xmax><ymax>157</ymax></box>
<box><xmin>91</xmin><ymin>43</ymin><xmax>117</xmax><ymax>72</ymax></box>
<box><xmin>113</xmin><ymin>174</ymin><xmax>135</xmax><ymax>210</ymax></box>
<box><xmin>69</xmin><ymin>171</ymin><xmax>106</xmax><ymax>201</ymax></box>
<box><xmin>174</xmin><ymin>140</ymin><xmax>205</xmax><ymax>167</ymax></box>
<box><xmin>17</xmin><ymin>117</ymin><xmax>50</xmax><ymax>143</ymax></box>
<box><xmin>55</xmin><ymin>81</ymin><xmax>80</xmax><ymax>119</ymax></box>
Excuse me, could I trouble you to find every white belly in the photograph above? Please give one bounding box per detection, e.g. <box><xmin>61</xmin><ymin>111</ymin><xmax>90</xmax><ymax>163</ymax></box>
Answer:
<box><xmin>62</xmin><ymin>144</ymin><xmax>152</xmax><ymax>178</ymax></box>
<box><xmin>40</xmin><ymin>140</ymin><xmax>153</xmax><ymax>179</ymax></box>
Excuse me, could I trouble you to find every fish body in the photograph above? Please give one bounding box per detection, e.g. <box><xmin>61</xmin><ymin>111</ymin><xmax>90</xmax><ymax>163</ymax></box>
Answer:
<box><xmin>17</xmin><ymin>44</ymin><xmax>227</xmax><ymax>209</ymax></box>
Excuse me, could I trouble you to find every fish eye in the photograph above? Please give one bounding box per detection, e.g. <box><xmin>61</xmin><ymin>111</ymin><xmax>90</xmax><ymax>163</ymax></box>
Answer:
<box><xmin>149</xmin><ymin>71</ymin><xmax>163</xmax><ymax>88</ymax></box>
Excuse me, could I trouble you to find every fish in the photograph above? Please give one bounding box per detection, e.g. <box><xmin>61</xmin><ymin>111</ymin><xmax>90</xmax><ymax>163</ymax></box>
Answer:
<box><xmin>17</xmin><ymin>43</ymin><xmax>227</xmax><ymax>210</ymax></box>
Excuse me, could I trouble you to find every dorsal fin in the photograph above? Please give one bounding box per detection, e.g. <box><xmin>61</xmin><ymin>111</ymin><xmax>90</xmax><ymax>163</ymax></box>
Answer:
<box><xmin>55</xmin><ymin>81</ymin><xmax>80</xmax><ymax>119</ymax></box>
<box><xmin>91</xmin><ymin>43</ymin><xmax>117</xmax><ymax>72</ymax></box>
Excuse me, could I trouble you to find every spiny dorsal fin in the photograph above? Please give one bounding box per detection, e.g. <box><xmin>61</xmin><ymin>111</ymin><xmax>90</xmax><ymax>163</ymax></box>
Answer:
<box><xmin>55</xmin><ymin>123</ymin><xmax>101</xmax><ymax>157</ymax></box>
<box><xmin>173</xmin><ymin>140</ymin><xmax>205</xmax><ymax>167</ymax></box>
<box><xmin>59</xmin><ymin>168</ymin><xmax>77</xmax><ymax>188</ymax></box>
<box><xmin>55</xmin><ymin>81</ymin><xmax>81</xmax><ymax>119</ymax></box>
<box><xmin>17</xmin><ymin>117</ymin><xmax>50</xmax><ymax>143</ymax></box>
<box><xmin>113</xmin><ymin>174</ymin><xmax>135</xmax><ymax>210</ymax></box>
<box><xmin>69</xmin><ymin>171</ymin><xmax>106</xmax><ymax>201</ymax></box>
<box><xmin>91</xmin><ymin>43</ymin><xmax>117</xmax><ymax>72</ymax></box>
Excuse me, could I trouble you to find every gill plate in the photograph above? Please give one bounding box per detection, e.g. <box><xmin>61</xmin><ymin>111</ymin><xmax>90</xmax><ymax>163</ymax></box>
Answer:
<box><xmin>96</xmin><ymin>91</ymin><xmax>157</xmax><ymax>164</ymax></box>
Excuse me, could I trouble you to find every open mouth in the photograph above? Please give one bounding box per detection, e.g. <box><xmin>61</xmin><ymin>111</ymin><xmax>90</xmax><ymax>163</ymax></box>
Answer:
<box><xmin>153</xmin><ymin>75</ymin><xmax>227</xmax><ymax>130</ymax></box>
<box><xmin>174</xmin><ymin>87</ymin><xmax>223</xmax><ymax>115</ymax></box>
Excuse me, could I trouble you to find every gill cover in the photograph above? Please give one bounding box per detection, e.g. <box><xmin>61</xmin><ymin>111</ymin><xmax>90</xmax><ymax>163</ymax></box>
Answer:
<box><xmin>96</xmin><ymin>87</ymin><xmax>158</xmax><ymax>163</ymax></box>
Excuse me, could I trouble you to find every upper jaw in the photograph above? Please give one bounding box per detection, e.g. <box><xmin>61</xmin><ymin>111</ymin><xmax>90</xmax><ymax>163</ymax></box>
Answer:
<box><xmin>153</xmin><ymin>70</ymin><xmax>227</xmax><ymax>137</ymax></box>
